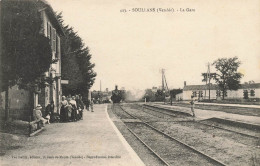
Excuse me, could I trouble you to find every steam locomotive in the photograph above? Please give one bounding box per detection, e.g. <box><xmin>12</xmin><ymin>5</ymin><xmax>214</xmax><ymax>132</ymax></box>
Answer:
<box><xmin>111</xmin><ymin>85</ymin><xmax>125</xmax><ymax>103</ymax></box>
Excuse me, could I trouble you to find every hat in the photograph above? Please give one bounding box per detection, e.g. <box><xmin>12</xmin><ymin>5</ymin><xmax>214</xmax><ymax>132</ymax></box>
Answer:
<box><xmin>36</xmin><ymin>104</ymin><xmax>42</xmax><ymax>110</ymax></box>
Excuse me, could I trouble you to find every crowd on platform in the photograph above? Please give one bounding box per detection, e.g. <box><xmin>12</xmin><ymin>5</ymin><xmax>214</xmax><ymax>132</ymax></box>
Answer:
<box><xmin>33</xmin><ymin>95</ymin><xmax>94</xmax><ymax>126</ymax></box>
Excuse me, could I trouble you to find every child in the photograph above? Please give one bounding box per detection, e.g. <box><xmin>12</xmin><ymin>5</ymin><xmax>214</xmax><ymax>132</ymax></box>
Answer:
<box><xmin>34</xmin><ymin>105</ymin><xmax>47</xmax><ymax>126</ymax></box>
<box><xmin>45</xmin><ymin>113</ymin><xmax>50</xmax><ymax>124</ymax></box>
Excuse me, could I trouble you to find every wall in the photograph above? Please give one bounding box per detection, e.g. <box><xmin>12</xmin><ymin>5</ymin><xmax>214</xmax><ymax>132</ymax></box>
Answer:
<box><xmin>0</xmin><ymin>85</ymin><xmax>33</xmax><ymax>120</ymax></box>
<box><xmin>183</xmin><ymin>88</ymin><xmax>260</xmax><ymax>100</ymax></box>
<box><xmin>203</xmin><ymin>90</ymin><xmax>217</xmax><ymax>100</ymax></box>
<box><xmin>176</xmin><ymin>93</ymin><xmax>183</xmax><ymax>100</ymax></box>
<box><xmin>183</xmin><ymin>90</ymin><xmax>192</xmax><ymax>100</ymax></box>
<box><xmin>255</xmin><ymin>89</ymin><xmax>260</xmax><ymax>98</ymax></box>
<box><xmin>183</xmin><ymin>89</ymin><xmax>217</xmax><ymax>100</ymax></box>
<box><xmin>226</xmin><ymin>89</ymin><xmax>243</xmax><ymax>99</ymax></box>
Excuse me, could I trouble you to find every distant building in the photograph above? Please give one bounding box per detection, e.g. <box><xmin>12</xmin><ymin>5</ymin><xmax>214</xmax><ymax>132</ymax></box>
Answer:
<box><xmin>152</xmin><ymin>87</ymin><xmax>157</xmax><ymax>93</ymax></box>
<box><xmin>91</xmin><ymin>90</ymin><xmax>112</xmax><ymax>103</ymax></box>
<box><xmin>176</xmin><ymin>93</ymin><xmax>183</xmax><ymax>101</ymax></box>
<box><xmin>179</xmin><ymin>82</ymin><xmax>260</xmax><ymax>100</ymax></box>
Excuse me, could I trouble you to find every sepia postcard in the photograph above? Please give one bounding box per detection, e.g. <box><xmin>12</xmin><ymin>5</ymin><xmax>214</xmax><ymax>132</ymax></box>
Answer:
<box><xmin>0</xmin><ymin>0</ymin><xmax>260</xmax><ymax>166</ymax></box>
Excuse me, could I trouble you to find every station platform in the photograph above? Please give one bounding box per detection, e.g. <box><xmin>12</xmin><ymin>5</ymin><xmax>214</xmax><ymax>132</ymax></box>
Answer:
<box><xmin>150</xmin><ymin>103</ymin><xmax>260</xmax><ymax>125</ymax></box>
<box><xmin>154</xmin><ymin>101</ymin><xmax>260</xmax><ymax>108</ymax></box>
<box><xmin>1</xmin><ymin>105</ymin><xmax>145</xmax><ymax>166</ymax></box>
<box><xmin>195</xmin><ymin>102</ymin><xmax>260</xmax><ymax>109</ymax></box>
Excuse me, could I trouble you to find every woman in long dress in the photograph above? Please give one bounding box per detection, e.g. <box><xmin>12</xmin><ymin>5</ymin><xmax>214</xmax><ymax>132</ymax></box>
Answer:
<box><xmin>60</xmin><ymin>96</ymin><xmax>68</xmax><ymax>122</ymax></box>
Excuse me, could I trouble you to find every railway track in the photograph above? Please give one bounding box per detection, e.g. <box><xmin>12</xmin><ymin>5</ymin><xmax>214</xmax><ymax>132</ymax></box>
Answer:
<box><xmin>112</xmin><ymin>104</ymin><xmax>134</xmax><ymax>119</ymax></box>
<box><xmin>133</xmin><ymin>105</ymin><xmax>194</xmax><ymax>122</ymax></box>
<box><xmin>142</xmin><ymin>104</ymin><xmax>191</xmax><ymax>116</ymax></box>
<box><xmin>111</xmin><ymin>105</ymin><xmax>169</xmax><ymax>166</ymax></box>
<box><xmin>139</xmin><ymin>105</ymin><xmax>177</xmax><ymax>118</ymax></box>
<box><xmin>112</xmin><ymin>104</ymin><xmax>227</xmax><ymax>166</ymax></box>
<box><xmin>141</xmin><ymin>104</ymin><xmax>260</xmax><ymax>139</ymax></box>
<box><xmin>196</xmin><ymin>121</ymin><xmax>260</xmax><ymax>139</ymax></box>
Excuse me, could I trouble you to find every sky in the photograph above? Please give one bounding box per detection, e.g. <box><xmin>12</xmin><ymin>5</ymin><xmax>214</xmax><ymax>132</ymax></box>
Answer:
<box><xmin>48</xmin><ymin>0</ymin><xmax>260</xmax><ymax>91</ymax></box>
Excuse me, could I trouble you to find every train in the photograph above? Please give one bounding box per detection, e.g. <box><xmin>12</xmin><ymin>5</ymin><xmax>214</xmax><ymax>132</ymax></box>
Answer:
<box><xmin>111</xmin><ymin>85</ymin><xmax>125</xmax><ymax>103</ymax></box>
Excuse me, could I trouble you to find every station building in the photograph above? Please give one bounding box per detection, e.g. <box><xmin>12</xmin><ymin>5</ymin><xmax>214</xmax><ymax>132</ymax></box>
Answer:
<box><xmin>0</xmin><ymin>0</ymin><xmax>64</xmax><ymax>121</ymax></box>
<box><xmin>176</xmin><ymin>82</ymin><xmax>260</xmax><ymax>101</ymax></box>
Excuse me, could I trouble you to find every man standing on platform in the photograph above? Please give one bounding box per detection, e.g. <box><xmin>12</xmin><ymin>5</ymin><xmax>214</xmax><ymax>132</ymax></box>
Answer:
<box><xmin>90</xmin><ymin>99</ymin><xmax>94</xmax><ymax>112</ymax></box>
<box><xmin>190</xmin><ymin>96</ymin><xmax>195</xmax><ymax>117</ymax></box>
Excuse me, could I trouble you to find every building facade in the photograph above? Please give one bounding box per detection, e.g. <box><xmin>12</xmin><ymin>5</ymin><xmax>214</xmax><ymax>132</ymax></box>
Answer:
<box><xmin>179</xmin><ymin>83</ymin><xmax>260</xmax><ymax>101</ymax></box>
<box><xmin>0</xmin><ymin>0</ymin><xmax>64</xmax><ymax>121</ymax></box>
<box><xmin>37</xmin><ymin>1</ymin><xmax>64</xmax><ymax>113</ymax></box>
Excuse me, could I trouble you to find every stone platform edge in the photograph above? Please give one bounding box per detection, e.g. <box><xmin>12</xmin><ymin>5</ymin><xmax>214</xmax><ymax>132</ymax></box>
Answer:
<box><xmin>105</xmin><ymin>105</ymin><xmax>145</xmax><ymax>166</ymax></box>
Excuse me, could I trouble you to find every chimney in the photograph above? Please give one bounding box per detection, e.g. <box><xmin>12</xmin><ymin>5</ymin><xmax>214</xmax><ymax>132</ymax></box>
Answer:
<box><xmin>184</xmin><ymin>81</ymin><xmax>187</xmax><ymax>87</ymax></box>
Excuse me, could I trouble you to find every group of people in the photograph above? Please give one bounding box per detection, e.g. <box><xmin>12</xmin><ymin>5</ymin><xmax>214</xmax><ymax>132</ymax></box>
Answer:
<box><xmin>60</xmin><ymin>95</ymin><xmax>85</xmax><ymax>122</ymax></box>
<box><xmin>34</xmin><ymin>95</ymin><xmax>95</xmax><ymax>125</ymax></box>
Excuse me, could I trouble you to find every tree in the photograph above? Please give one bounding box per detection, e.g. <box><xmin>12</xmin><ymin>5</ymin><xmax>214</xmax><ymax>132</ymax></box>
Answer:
<box><xmin>155</xmin><ymin>89</ymin><xmax>165</xmax><ymax>101</ymax></box>
<box><xmin>143</xmin><ymin>89</ymin><xmax>156</xmax><ymax>102</ymax></box>
<box><xmin>169</xmin><ymin>89</ymin><xmax>183</xmax><ymax>105</ymax></box>
<box><xmin>1</xmin><ymin>0</ymin><xmax>53</xmax><ymax>120</ymax></box>
<box><xmin>56</xmin><ymin>13</ymin><xmax>96</xmax><ymax>103</ymax></box>
<box><xmin>170</xmin><ymin>89</ymin><xmax>183</xmax><ymax>99</ymax></box>
<box><xmin>212</xmin><ymin>57</ymin><xmax>243</xmax><ymax>100</ymax></box>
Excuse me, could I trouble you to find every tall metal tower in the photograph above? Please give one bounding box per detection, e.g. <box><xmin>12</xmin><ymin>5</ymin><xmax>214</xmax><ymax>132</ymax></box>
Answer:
<box><xmin>202</xmin><ymin>63</ymin><xmax>216</xmax><ymax>100</ymax></box>
<box><xmin>162</xmin><ymin>69</ymin><xmax>165</xmax><ymax>91</ymax></box>
<box><xmin>161</xmin><ymin>69</ymin><xmax>169</xmax><ymax>95</ymax></box>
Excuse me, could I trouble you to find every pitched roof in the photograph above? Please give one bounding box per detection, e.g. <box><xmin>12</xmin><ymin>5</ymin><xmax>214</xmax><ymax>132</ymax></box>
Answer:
<box><xmin>183</xmin><ymin>83</ymin><xmax>260</xmax><ymax>91</ymax></box>
<box><xmin>241</xmin><ymin>83</ymin><xmax>260</xmax><ymax>89</ymax></box>
<box><xmin>37</xmin><ymin>0</ymin><xmax>65</xmax><ymax>36</ymax></box>
<box><xmin>183</xmin><ymin>84</ymin><xmax>219</xmax><ymax>91</ymax></box>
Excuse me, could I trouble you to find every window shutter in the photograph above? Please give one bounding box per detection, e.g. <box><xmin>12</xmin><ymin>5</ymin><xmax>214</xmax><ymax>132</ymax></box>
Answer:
<box><xmin>50</xmin><ymin>25</ymin><xmax>52</xmax><ymax>49</ymax></box>
<box><xmin>53</xmin><ymin>28</ymin><xmax>56</xmax><ymax>53</ymax></box>
<box><xmin>56</xmin><ymin>36</ymin><xmax>60</xmax><ymax>58</ymax></box>
<box><xmin>250</xmin><ymin>89</ymin><xmax>255</xmax><ymax>96</ymax></box>
<box><xmin>47</xmin><ymin>22</ymin><xmax>50</xmax><ymax>38</ymax></box>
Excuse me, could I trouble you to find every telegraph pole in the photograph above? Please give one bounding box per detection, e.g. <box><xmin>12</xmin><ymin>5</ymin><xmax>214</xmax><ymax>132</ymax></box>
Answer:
<box><xmin>161</xmin><ymin>69</ymin><xmax>165</xmax><ymax>103</ymax></box>
<box><xmin>161</xmin><ymin>69</ymin><xmax>165</xmax><ymax>91</ymax></box>
<box><xmin>202</xmin><ymin>63</ymin><xmax>216</xmax><ymax>101</ymax></box>
<box><xmin>100</xmin><ymin>80</ymin><xmax>102</xmax><ymax>92</ymax></box>
<box><xmin>206</xmin><ymin>63</ymin><xmax>211</xmax><ymax>101</ymax></box>
<box><xmin>161</xmin><ymin>69</ymin><xmax>170</xmax><ymax>104</ymax></box>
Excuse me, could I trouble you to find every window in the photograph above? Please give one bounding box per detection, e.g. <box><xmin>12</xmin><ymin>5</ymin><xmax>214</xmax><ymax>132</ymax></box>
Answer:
<box><xmin>199</xmin><ymin>91</ymin><xmax>203</xmax><ymax>97</ymax></box>
<box><xmin>216</xmin><ymin>90</ymin><xmax>221</xmax><ymax>97</ymax></box>
<box><xmin>250</xmin><ymin>89</ymin><xmax>255</xmax><ymax>97</ymax></box>
<box><xmin>243</xmin><ymin>90</ymin><xmax>248</xmax><ymax>99</ymax></box>
<box><xmin>192</xmin><ymin>91</ymin><xmax>197</xmax><ymax>97</ymax></box>
<box><xmin>47</xmin><ymin>22</ymin><xmax>51</xmax><ymax>39</ymax></box>
<box><xmin>56</xmin><ymin>36</ymin><xmax>60</xmax><ymax>58</ymax></box>
<box><xmin>49</xmin><ymin>25</ymin><xmax>52</xmax><ymax>49</ymax></box>
<box><xmin>224</xmin><ymin>91</ymin><xmax>227</xmax><ymax>97</ymax></box>
<box><xmin>47</xmin><ymin>22</ymin><xmax>49</xmax><ymax>37</ymax></box>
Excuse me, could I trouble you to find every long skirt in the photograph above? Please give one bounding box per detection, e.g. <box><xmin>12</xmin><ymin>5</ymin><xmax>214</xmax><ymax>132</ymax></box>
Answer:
<box><xmin>68</xmin><ymin>110</ymin><xmax>71</xmax><ymax>119</ymax></box>
<box><xmin>71</xmin><ymin>109</ymin><xmax>77</xmax><ymax>121</ymax></box>
<box><xmin>60</xmin><ymin>106</ymin><xmax>65</xmax><ymax>122</ymax></box>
